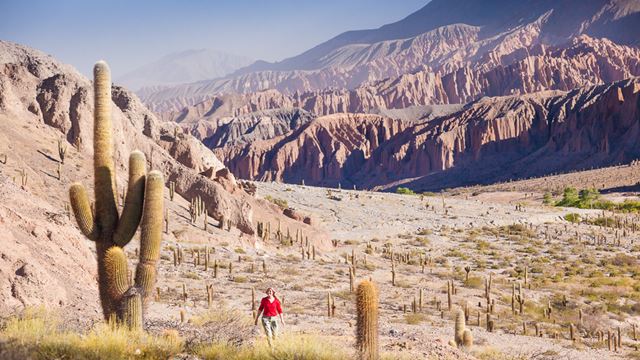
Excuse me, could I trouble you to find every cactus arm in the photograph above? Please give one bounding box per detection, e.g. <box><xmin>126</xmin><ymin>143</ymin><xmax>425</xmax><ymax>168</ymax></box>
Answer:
<box><xmin>113</xmin><ymin>151</ymin><xmax>146</xmax><ymax>246</ymax></box>
<box><xmin>122</xmin><ymin>290</ymin><xmax>143</xmax><ymax>330</ymax></box>
<box><xmin>103</xmin><ymin>246</ymin><xmax>130</xmax><ymax>302</ymax></box>
<box><xmin>93</xmin><ymin>61</ymin><xmax>118</xmax><ymax>233</ymax></box>
<box><xmin>134</xmin><ymin>170</ymin><xmax>164</xmax><ymax>304</ymax></box>
<box><xmin>69</xmin><ymin>183</ymin><xmax>98</xmax><ymax>240</ymax></box>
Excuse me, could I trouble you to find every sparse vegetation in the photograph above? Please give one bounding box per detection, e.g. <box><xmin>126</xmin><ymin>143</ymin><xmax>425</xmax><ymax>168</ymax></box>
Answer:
<box><xmin>264</xmin><ymin>195</ymin><xmax>288</xmax><ymax>209</ymax></box>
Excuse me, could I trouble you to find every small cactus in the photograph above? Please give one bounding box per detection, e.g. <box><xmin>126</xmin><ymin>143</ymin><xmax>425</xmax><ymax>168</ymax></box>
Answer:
<box><xmin>356</xmin><ymin>280</ymin><xmax>379</xmax><ymax>360</ymax></box>
<box><xmin>58</xmin><ymin>139</ymin><xmax>67</xmax><ymax>164</ymax></box>
<box><xmin>462</xmin><ymin>330</ymin><xmax>473</xmax><ymax>348</ymax></box>
<box><xmin>169</xmin><ymin>181</ymin><xmax>175</xmax><ymax>201</ymax></box>
<box><xmin>454</xmin><ymin>309</ymin><xmax>465</xmax><ymax>347</ymax></box>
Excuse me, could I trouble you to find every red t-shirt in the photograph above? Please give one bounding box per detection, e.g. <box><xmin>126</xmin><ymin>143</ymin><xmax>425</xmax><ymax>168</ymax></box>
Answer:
<box><xmin>258</xmin><ymin>296</ymin><xmax>283</xmax><ymax>317</ymax></box>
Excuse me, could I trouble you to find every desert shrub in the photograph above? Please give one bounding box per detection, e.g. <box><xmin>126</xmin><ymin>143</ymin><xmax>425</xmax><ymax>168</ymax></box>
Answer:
<box><xmin>183</xmin><ymin>271</ymin><xmax>201</xmax><ymax>280</ymax></box>
<box><xmin>604</xmin><ymin>253</ymin><xmax>638</xmax><ymax>267</ymax></box>
<box><xmin>395</xmin><ymin>187</ymin><xmax>415</xmax><ymax>195</ymax></box>
<box><xmin>264</xmin><ymin>195</ymin><xmax>288</xmax><ymax>209</ymax></box>
<box><xmin>404</xmin><ymin>313</ymin><xmax>426</xmax><ymax>325</ymax></box>
<box><xmin>564</xmin><ymin>213</ymin><xmax>581</xmax><ymax>223</ymax></box>
<box><xmin>464</xmin><ymin>276</ymin><xmax>483</xmax><ymax>289</ymax></box>
<box><xmin>412</xmin><ymin>236</ymin><xmax>430</xmax><ymax>247</ymax></box>
<box><xmin>233</xmin><ymin>276</ymin><xmax>248</xmax><ymax>283</ymax></box>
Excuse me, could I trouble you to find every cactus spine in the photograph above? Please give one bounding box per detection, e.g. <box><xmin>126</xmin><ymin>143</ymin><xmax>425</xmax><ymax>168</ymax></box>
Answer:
<box><xmin>69</xmin><ymin>61</ymin><xmax>163</xmax><ymax>329</ymax></box>
<box><xmin>356</xmin><ymin>280</ymin><xmax>379</xmax><ymax>360</ymax></box>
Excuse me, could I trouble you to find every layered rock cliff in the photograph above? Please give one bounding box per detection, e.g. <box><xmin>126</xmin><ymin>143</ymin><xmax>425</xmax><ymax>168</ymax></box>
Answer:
<box><xmin>149</xmin><ymin>36</ymin><xmax>640</xmax><ymax>133</ymax></box>
<box><xmin>217</xmin><ymin>78</ymin><xmax>640</xmax><ymax>190</ymax></box>
<box><xmin>213</xmin><ymin>113</ymin><xmax>407</xmax><ymax>186</ymax></box>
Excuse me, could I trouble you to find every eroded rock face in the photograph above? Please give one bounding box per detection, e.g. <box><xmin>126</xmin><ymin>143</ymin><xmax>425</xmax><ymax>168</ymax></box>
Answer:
<box><xmin>217</xmin><ymin>79</ymin><xmax>640</xmax><ymax>190</ymax></box>
<box><xmin>0</xmin><ymin>177</ymin><xmax>99</xmax><ymax>317</ymax></box>
<box><xmin>180</xmin><ymin>107</ymin><xmax>315</xmax><ymax>149</ymax></box>
<box><xmin>214</xmin><ymin>113</ymin><xmax>407</xmax><ymax>187</ymax></box>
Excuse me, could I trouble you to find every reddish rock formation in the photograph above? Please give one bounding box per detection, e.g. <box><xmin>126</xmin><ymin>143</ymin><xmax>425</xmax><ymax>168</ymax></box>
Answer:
<box><xmin>218</xmin><ymin>78</ymin><xmax>640</xmax><ymax>190</ymax></box>
<box><xmin>282</xmin><ymin>208</ymin><xmax>302</xmax><ymax>221</ymax></box>
<box><xmin>142</xmin><ymin>29</ymin><xmax>640</xmax><ymax>115</ymax></box>
<box><xmin>214</xmin><ymin>113</ymin><xmax>407</xmax><ymax>187</ymax></box>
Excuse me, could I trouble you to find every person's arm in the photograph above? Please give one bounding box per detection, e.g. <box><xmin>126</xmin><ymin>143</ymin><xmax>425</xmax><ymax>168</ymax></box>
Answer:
<box><xmin>277</xmin><ymin>299</ymin><xmax>285</xmax><ymax>326</ymax></box>
<box><xmin>254</xmin><ymin>309</ymin><xmax>263</xmax><ymax>326</ymax></box>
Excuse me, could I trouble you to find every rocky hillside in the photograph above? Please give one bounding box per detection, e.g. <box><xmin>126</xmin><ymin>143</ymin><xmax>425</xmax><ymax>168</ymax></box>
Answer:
<box><xmin>139</xmin><ymin>0</ymin><xmax>640</xmax><ymax>113</ymax></box>
<box><xmin>0</xmin><ymin>40</ymin><xmax>321</xmax><ymax>317</ymax></box>
<box><xmin>217</xmin><ymin>78</ymin><xmax>640</xmax><ymax>190</ymax></box>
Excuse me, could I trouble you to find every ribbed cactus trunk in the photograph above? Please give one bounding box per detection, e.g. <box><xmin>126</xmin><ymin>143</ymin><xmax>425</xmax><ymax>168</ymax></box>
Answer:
<box><xmin>454</xmin><ymin>309</ymin><xmax>465</xmax><ymax>346</ymax></box>
<box><xmin>356</xmin><ymin>280</ymin><xmax>379</xmax><ymax>360</ymax></box>
<box><xmin>69</xmin><ymin>61</ymin><xmax>163</xmax><ymax>330</ymax></box>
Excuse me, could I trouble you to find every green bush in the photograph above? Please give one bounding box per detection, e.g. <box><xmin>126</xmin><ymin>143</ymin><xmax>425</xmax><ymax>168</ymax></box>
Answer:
<box><xmin>564</xmin><ymin>213</ymin><xmax>581</xmax><ymax>223</ymax></box>
<box><xmin>395</xmin><ymin>187</ymin><xmax>415</xmax><ymax>195</ymax></box>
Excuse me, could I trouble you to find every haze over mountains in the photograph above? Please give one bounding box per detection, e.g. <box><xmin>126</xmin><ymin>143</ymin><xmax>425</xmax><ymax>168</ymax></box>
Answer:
<box><xmin>138</xmin><ymin>0</ymin><xmax>640</xmax><ymax>113</ymax></box>
<box><xmin>117</xmin><ymin>48</ymin><xmax>253</xmax><ymax>91</ymax></box>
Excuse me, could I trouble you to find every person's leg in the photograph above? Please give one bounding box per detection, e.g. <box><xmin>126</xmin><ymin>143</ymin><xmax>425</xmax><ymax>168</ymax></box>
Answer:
<box><xmin>261</xmin><ymin>316</ymin><xmax>274</xmax><ymax>347</ymax></box>
<box><xmin>270</xmin><ymin>317</ymin><xmax>279</xmax><ymax>340</ymax></box>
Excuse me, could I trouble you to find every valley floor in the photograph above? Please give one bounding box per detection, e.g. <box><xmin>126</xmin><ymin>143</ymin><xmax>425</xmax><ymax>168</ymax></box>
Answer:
<box><xmin>140</xmin><ymin>181</ymin><xmax>639</xmax><ymax>359</ymax></box>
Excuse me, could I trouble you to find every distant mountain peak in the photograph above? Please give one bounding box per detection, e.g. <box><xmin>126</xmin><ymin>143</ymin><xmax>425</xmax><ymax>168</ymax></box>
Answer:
<box><xmin>117</xmin><ymin>48</ymin><xmax>254</xmax><ymax>91</ymax></box>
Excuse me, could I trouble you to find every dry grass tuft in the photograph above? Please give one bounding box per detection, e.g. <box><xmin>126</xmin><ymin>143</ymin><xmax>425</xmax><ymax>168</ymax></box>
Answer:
<box><xmin>0</xmin><ymin>307</ymin><xmax>183</xmax><ymax>360</ymax></box>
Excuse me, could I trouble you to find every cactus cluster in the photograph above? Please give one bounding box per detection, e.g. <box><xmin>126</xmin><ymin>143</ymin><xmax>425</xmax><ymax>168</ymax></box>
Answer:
<box><xmin>453</xmin><ymin>308</ymin><xmax>473</xmax><ymax>349</ymax></box>
<box><xmin>69</xmin><ymin>61</ymin><xmax>164</xmax><ymax>330</ymax></box>
<box><xmin>190</xmin><ymin>195</ymin><xmax>205</xmax><ymax>223</ymax></box>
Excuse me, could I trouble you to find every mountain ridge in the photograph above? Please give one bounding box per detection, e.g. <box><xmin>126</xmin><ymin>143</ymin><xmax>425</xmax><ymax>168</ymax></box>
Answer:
<box><xmin>139</xmin><ymin>0</ymin><xmax>640</xmax><ymax>113</ymax></box>
<box><xmin>118</xmin><ymin>48</ymin><xmax>254</xmax><ymax>91</ymax></box>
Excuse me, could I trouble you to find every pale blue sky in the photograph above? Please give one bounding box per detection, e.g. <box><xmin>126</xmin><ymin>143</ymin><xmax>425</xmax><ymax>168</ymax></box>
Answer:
<box><xmin>0</xmin><ymin>0</ymin><xmax>428</xmax><ymax>76</ymax></box>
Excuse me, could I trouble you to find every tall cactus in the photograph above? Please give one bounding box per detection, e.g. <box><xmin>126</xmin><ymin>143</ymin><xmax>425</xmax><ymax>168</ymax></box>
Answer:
<box><xmin>356</xmin><ymin>280</ymin><xmax>379</xmax><ymax>360</ymax></box>
<box><xmin>69</xmin><ymin>60</ymin><xmax>163</xmax><ymax>329</ymax></box>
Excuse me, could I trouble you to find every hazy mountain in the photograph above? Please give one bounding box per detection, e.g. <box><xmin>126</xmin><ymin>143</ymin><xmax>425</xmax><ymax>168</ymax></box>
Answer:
<box><xmin>139</xmin><ymin>0</ymin><xmax>640</xmax><ymax>113</ymax></box>
<box><xmin>118</xmin><ymin>49</ymin><xmax>253</xmax><ymax>90</ymax></box>
<box><xmin>242</xmin><ymin>0</ymin><xmax>640</xmax><ymax>72</ymax></box>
